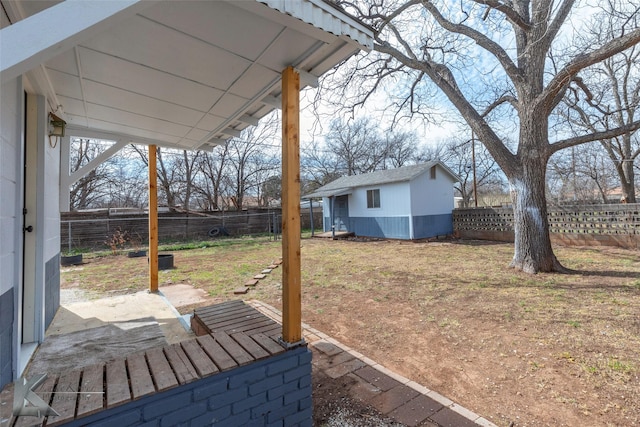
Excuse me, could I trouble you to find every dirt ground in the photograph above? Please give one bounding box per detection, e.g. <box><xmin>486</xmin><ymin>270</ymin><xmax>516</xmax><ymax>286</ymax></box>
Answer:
<box><xmin>62</xmin><ymin>238</ymin><xmax>640</xmax><ymax>427</ymax></box>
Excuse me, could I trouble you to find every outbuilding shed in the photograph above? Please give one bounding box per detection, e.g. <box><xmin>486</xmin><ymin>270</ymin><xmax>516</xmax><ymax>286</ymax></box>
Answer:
<box><xmin>304</xmin><ymin>162</ymin><xmax>460</xmax><ymax>239</ymax></box>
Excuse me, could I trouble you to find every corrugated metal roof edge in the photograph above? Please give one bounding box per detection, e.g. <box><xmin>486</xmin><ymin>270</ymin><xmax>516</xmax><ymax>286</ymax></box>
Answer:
<box><xmin>260</xmin><ymin>0</ymin><xmax>374</xmax><ymax>51</ymax></box>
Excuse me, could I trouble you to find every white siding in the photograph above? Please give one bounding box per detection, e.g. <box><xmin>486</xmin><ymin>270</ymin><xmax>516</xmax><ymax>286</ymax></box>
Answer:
<box><xmin>348</xmin><ymin>181</ymin><xmax>410</xmax><ymax>217</ymax></box>
<box><xmin>409</xmin><ymin>166</ymin><xmax>456</xmax><ymax>216</ymax></box>
<box><xmin>39</xmin><ymin>109</ymin><xmax>61</xmax><ymax>260</ymax></box>
<box><xmin>0</xmin><ymin>77</ymin><xmax>23</xmax><ymax>296</ymax></box>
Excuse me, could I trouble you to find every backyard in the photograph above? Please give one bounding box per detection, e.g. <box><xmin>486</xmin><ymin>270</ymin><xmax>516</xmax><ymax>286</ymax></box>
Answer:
<box><xmin>61</xmin><ymin>237</ymin><xmax>640</xmax><ymax>427</ymax></box>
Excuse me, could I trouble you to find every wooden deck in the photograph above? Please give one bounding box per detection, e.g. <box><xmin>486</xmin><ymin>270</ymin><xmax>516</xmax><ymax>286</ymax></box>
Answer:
<box><xmin>2</xmin><ymin>301</ymin><xmax>286</xmax><ymax>426</ymax></box>
<box><xmin>191</xmin><ymin>299</ymin><xmax>281</xmax><ymax>338</ymax></box>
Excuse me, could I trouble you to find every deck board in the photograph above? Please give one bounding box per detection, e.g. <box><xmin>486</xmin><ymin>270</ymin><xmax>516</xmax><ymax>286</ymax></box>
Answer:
<box><xmin>231</xmin><ymin>333</ymin><xmax>270</xmax><ymax>360</ymax></box>
<box><xmin>77</xmin><ymin>364</ymin><xmax>105</xmax><ymax>417</ymax></box>
<box><xmin>181</xmin><ymin>339</ymin><xmax>219</xmax><ymax>377</ymax></box>
<box><xmin>251</xmin><ymin>333</ymin><xmax>286</xmax><ymax>356</ymax></box>
<box><xmin>127</xmin><ymin>352</ymin><xmax>155</xmax><ymax>399</ymax></box>
<box><xmin>212</xmin><ymin>332</ymin><xmax>255</xmax><ymax>366</ymax></box>
<box><xmin>47</xmin><ymin>370</ymin><xmax>81</xmax><ymax>426</ymax></box>
<box><xmin>106</xmin><ymin>359</ymin><xmax>130</xmax><ymax>408</ymax></box>
<box><xmin>196</xmin><ymin>335</ymin><xmax>238</xmax><ymax>371</ymax></box>
<box><xmin>164</xmin><ymin>343</ymin><xmax>199</xmax><ymax>384</ymax></box>
<box><xmin>146</xmin><ymin>347</ymin><xmax>179</xmax><ymax>391</ymax></box>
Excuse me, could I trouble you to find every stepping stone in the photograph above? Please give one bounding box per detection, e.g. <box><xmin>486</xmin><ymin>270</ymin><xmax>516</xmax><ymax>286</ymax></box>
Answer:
<box><xmin>245</xmin><ymin>279</ymin><xmax>259</xmax><ymax>287</ymax></box>
<box><xmin>233</xmin><ymin>287</ymin><xmax>249</xmax><ymax>294</ymax></box>
<box><xmin>272</xmin><ymin>259</ymin><xmax>283</xmax><ymax>265</ymax></box>
<box><xmin>261</xmin><ymin>269</ymin><xmax>272</xmax><ymax>274</ymax></box>
<box><xmin>267</xmin><ymin>264</ymin><xmax>278</xmax><ymax>269</ymax></box>
<box><xmin>253</xmin><ymin>274</ymin><xmax>267</xmax><ymax>280</ymax></box>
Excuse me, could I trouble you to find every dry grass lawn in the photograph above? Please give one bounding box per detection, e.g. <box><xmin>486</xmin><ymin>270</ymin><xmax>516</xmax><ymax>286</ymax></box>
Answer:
<box><xmin>62</xmin><ymin>237</ymin><xmax>640</xmax><ymax>427</ymax></box>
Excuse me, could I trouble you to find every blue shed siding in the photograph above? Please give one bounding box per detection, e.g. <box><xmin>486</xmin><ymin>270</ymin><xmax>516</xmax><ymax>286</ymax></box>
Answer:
<box><xmin>0</xmin><ymin>288</ymin><xmax>14</xmax><ymax>389</ymax></box>
<box><xmin>412</xmin><ymin>213</ymin><xmax>453</xmax><ymax>238</ymax></box>
<box><xmin>349</xmin><ymin>216</ymin><xmax>410</xmax><ymax>239</ymax></box>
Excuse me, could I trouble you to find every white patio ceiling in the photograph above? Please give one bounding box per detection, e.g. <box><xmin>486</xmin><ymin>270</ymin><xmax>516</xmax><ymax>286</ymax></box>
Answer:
<box><xmin>3</xmin><ymin>0</ymin><xmax>372</xmax><ymax>150</ymax></box>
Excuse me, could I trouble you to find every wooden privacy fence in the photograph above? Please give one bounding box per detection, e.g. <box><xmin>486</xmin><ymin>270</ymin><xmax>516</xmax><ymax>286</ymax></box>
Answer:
<box><xmin>454</xmin><ymin>203</ymin><xmax>640</xmax><ymax>249</ymax></box>
<box><xmin>61</xmin><ymin>208</ymin><xmax>323</xmax><ymax>252</ymax></box>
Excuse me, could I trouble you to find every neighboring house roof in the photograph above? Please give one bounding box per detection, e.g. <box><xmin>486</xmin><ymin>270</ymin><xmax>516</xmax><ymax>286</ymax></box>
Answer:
<box><xmin>304</xmin><ymin>162</ymin><xmax>461</xmax><ymax>198</ymax></box>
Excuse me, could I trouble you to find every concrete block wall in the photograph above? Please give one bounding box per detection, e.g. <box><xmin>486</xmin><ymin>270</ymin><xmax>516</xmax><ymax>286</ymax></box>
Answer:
<box><xmin>65</xmin><ymin>346</ymin><xmax>312</xmax><ymax>427</ymax></box>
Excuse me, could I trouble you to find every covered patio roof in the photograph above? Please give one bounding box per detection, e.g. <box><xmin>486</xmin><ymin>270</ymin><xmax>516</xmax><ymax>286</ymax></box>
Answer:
<box><xmin>1</xmin><ymin>0</ymin><xmax>372</xmax><ymax>149</ymax></box>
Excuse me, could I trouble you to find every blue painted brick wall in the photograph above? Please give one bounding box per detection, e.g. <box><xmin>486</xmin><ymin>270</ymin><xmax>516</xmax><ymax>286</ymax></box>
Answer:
<box><xmin>0</xmin><ymin>288</ymin><xmax>14</xmax><ymax>389</ymax></box>
<box><xmin>64</xmin><ymin>346</ymin><xmax>312</xmax><ymax>427</ymax></box>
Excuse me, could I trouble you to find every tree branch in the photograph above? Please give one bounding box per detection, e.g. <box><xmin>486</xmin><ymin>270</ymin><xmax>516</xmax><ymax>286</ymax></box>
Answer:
<box><xmin>467</xmin><ymin>0</ymin><xmax>531</xmax><ymax>31</ymax></box>
<box><xmin>374</xmin><ymin>40</ymin><xmax>518</xmax><ymax>174</ymax></box>
<box><xmin>541</xmin><ymin>28</ymin><xmax>640</xmax><ymax>112</ymax></box>
<box><xmin>481</xmin><ymin>94</ymin><xmax>519</xmax><ymax>117</ymax></box>
<box><xmin>420</xmin><ymin>1</ymin><xmax>523</xmax><ymax>84</ymax></box>
<box><xmin>540</xmin><ymin>0</ymin><xmax>575</xmax><ymax>51</ymax></box>
<box><xmin>550</xmin><ymin>120</ymin><xmax>640</xmax><ymax>154</ymax></box>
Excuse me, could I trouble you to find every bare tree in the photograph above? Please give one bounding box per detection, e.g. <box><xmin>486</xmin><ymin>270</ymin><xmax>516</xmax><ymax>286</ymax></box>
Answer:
<box><xmin>259</xmin><ymin>175</ymin><xmax>282</xmax><ymax>207</ymax></box>
<box><xmin>133</xmin><ymin>145</ymin><xmax>180</xmax><ymax>209</ymax></box>
<box><xmin>562</xmin><ymin>24</ymin><xmax>640</xmax><ymax>202</ymax></box>
<box><xmin>547</xmin><ymin>143</ymin><xmax>619</xmax><ymax>204</ymax></box>
<box><xmin>224</xmin><ymin>115</ymin><xmax>280</xmax><ymax>209</ymax></box>
<box><xmin>325</xmin><ymin>117</ymin><xmax>386</xmax><ymax>175</ymax></box>
<box><xmin>326</xmin><ymin>1</ymin><xmax>640</xmax><ymax>273</ymax></box>
<box><xmin>301</xmin><ymin>144</ymin><xmax>343</xmax><ymax>194</ymax></box>
<box><xmin>174</xmin><ymin>150</ymin><xmax>202</xmax><ymax>210</ymax></box>
<box><xmin>438</xmin><ymin>138</ymin><xmax>505</xmax><ymax>207</ymax></box>
<box><xmin>384</xmin><ymin>130</ymin><xmax>419</xmax><ymax>169</ymax></box>
<box><xmin>69</xmin><ymin>138</ymin><xmax>111</xmax><ymax>210</ymax></box>
<box><xmin>194</xmin><ymin>144</ymin><xmax>231</xmax><ymax>210</ymax></box>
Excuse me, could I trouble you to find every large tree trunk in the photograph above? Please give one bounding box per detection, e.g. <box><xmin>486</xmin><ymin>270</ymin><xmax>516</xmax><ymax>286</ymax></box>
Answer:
<box><xmin>619</xmin><ymin>157</ymin><xmax>636</xmax><ymax>203</ymax></box>
<box><xmin>509</xmin><ymin>115</ymin><xmax>566</xmax><ymax>274</ymax></box>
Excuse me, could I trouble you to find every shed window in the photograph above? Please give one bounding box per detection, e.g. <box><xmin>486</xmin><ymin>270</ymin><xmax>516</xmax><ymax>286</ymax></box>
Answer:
<box><xmin>430</xmin><ymin>166</ymin><xmax>437</xmax><ymax>179</ymax></box>
<box><xmin>367</xmin><ymin>189</ymin><xmax>380</xmax><ymax>208</ymax></box>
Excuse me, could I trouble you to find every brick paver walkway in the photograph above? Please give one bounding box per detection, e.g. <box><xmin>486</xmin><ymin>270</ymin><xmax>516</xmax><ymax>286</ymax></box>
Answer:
<box><xmin>249</xmin><ymin>301</ymin><xmax>496</xmax><ymax>427</ymax></box>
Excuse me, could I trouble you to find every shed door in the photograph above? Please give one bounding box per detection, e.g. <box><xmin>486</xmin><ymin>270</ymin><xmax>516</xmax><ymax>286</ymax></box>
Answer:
<box><xmin>334</xmin><ymin>195</ymin><xmax>349</xmax><ymax>231</ymax></box>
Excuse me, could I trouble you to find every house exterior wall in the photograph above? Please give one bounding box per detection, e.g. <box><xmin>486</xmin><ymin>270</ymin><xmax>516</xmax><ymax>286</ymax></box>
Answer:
<box><xmin>0</xmin><ymin>76</ymin><xmax>23</xmax><ymax>389</ymax></box>
<box><xmin>0</xmin><ymin>76</ymin><xmax>62</xmax><ymax>389</ymax></box>
<box><xmin>33</xmin><ymin>94</ymin><xmax>61</xmax><ymax>332</ymax></box>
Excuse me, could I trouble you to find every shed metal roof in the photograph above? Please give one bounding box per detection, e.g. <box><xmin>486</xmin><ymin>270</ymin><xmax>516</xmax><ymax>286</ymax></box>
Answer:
<box><xmin>1</xmin><ymin>0</ymin><xmax>373</xmax><ymax>150</ymax></box>
<box><xmin>303</xmin><ymin>162</ymin><xmax>461</xmax><ymax>198</ymax></box>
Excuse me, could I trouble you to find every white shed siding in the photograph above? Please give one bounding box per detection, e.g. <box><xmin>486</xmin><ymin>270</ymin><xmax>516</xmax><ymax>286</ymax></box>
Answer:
<box><xmin>409</xmin><ymin>166</ymin><xmax>455</xmax><ymax>216</ymax></box>
<box><xmin>349</xmin><ymin>181</ymin><xmax>410</xmax><ymax>217</ymax></box>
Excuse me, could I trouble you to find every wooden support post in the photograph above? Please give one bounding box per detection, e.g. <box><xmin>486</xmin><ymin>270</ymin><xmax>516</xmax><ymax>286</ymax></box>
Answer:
<box><xmin>148</xmin><ymin>144</ymin><xmax>158</xmax><ymax>293</ymax></box>
<box><xmin>281</xmin><ymin>66</ymin><xmax>302</xmax><ymax>344</ymax></box>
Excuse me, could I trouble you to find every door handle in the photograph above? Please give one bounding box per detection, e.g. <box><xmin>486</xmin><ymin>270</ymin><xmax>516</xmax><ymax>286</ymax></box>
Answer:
<box><xmin>24</xmin><ymin>225</ymin><xmax>33</xmax><ymax>233</ymax></box>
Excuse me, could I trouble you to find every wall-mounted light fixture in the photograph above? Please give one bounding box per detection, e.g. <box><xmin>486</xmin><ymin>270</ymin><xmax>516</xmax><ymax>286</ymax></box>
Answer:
<box><xmin>48</xmin><ymin>112</ymin><xmax>66</xmax><ymax>148</ymax></box>
<box><xmin>49</xmin><ymin>112</ymin><xmax>66</xmax><ymax>137</ymax></box>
